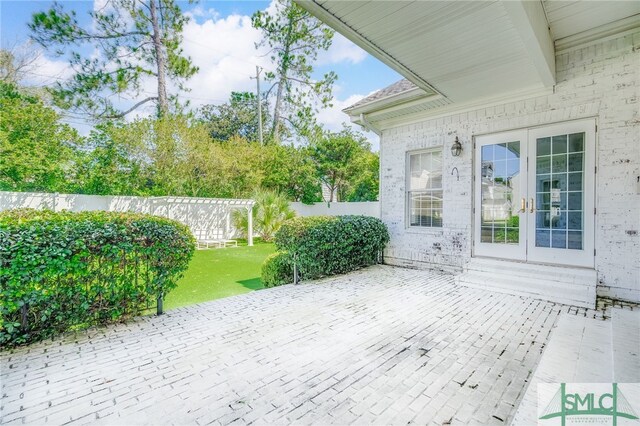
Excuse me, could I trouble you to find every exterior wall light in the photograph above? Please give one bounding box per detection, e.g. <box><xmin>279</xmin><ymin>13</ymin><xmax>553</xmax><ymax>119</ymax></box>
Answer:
<box><xmin>451</xmin><ymin>136</ymin><xmax>462</xmax><ymax>157</ymax></box>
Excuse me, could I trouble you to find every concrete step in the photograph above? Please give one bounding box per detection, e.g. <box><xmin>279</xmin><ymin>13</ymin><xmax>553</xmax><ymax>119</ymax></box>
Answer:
<box><xmin>511</xmin><ymin>307</ymin><xmax>640</xmax><ymax>425</ymax></box>
<box><xmin>612</xmin><ymin>308</ymin><xmax>640</xmax><ymax>383</ymax></box>
<box><xmin>457</xmin><ymin>271</ymin><xmax>595</xmax><ymax>308</ymax></box>
<box><xmin>457</xmin><ymin>258</ymin><xmax>596</xmax><ymax>308</ymax></box>
<box><xmin>465</xmin><ymin>257</ymin><xmax>596</xmax><ymax>282</ymax></box>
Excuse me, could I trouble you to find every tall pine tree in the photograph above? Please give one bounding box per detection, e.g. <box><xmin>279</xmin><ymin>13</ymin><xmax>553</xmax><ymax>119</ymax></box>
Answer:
<box><xmin>252</xmin><ymin>0</ymin><xmax>336</xmax><ymax>142</ymax></box>
<box><xmin>30</xmin><ymin>0</ymin><xmax>198</xmax><ymax>119</ymax></box>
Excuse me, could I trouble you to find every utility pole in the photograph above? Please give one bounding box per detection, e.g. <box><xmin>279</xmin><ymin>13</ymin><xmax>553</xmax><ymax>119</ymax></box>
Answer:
<box><xmin>254</xmin><ymin>66</ymin><xmax>264</xmax><ymax>145</ymax></box>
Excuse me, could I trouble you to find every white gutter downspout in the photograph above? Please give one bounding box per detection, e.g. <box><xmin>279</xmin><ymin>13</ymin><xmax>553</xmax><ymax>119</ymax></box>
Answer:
<box><xmin>359</xmin><ymin>113</ymin><xmax>381</xmax><ymax>136</ymax></box>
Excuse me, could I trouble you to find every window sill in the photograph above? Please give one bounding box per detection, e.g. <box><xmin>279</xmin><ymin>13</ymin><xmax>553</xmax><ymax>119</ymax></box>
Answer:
<box><xmin>404</xmin><ymin>226</ymin><xmax>445</xmax><ymax>235</ymax></box>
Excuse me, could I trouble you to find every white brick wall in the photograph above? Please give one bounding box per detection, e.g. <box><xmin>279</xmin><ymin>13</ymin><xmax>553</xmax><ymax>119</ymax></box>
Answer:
<box><xmin>379</xmin><ymin>30</ymin><xmax>640</xmax><ymax>302</ymax></box>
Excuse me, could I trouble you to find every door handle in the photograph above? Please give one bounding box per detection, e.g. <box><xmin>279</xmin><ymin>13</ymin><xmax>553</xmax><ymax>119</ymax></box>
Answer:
<box><xmin>529</xmin><ymin>198</ymin><xmax>535</xmax><ymax>213</ymax></box>
<box><xmin>518</xmin><ymin>198</ymin><xmax>526</xmax><ymax>213</ymax></box>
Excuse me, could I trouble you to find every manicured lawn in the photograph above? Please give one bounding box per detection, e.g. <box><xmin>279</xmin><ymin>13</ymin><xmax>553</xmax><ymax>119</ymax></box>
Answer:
<box><xmin>164</xmin><ymin>242</ymin><xmax>275</xmax><ymax>310</ymax></box>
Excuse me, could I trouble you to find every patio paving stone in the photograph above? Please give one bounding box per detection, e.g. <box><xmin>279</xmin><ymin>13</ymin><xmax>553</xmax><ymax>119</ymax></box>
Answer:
<box><xmin>2</xmin><ymin>265</ymin><xmax>567</xmax><ymax>425</ymax></box>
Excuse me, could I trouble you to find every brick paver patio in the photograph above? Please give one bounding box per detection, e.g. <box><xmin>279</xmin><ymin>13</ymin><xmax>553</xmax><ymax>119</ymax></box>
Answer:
<box><xmin>1</xmin><ymin>266</ymin><xmax>565</xmax><ymax>425</ymax></box>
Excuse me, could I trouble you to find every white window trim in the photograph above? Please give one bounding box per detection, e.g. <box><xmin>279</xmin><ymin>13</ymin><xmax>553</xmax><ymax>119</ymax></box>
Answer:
<box><xmin>405</xmin><ymin>147</ymin><xmax>444</xmax><ymax>229</ymax></box>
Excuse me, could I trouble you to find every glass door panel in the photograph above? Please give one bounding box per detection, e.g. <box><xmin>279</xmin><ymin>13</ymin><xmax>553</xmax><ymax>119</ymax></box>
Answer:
<box><xmin>527</xmin><ymin>120</ymin><xmax>595</xmax><ymax>267</ymax></box>
<box><xmin>534</xmin><ymin>133</ymin><xmax>584</xmax><ymax>250</ymax></box>
<box><xmin>474</xmin><ymin>131</ymin><xmax>527</xmax><ymax>261</ymax></box>
<box><xmin>480</xmin><ymin>142</ymin><xmax>521</xmax><ymax>244</ymax></box>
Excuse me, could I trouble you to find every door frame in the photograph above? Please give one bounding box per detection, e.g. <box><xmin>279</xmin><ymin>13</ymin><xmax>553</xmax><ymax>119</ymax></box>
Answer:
<box><xmin>473</xmin><ymin>130</ymin><xmax>528</xmax><ymax>261</ymax></box>
<box><xmin>472</xmin><ymin>118</ymin><xmax>596</xmax><ymax>268</ymax></box>
<box><xmin>526</xmin><ymin>118</ymin><xmax>596</xmax><ymax>268</ymax></box>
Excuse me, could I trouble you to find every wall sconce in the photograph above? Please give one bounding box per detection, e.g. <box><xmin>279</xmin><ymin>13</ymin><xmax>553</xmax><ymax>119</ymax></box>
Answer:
<box><xmin>451</xmin><ymin>136</ymin><xmax>462</xmax><ymax>157</ymax></box>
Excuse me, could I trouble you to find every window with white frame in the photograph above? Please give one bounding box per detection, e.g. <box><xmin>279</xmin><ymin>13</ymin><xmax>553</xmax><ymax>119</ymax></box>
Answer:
<box><xmin>407</xmin><ymin>149</ymin><xmax>443</xmax><ymax>227</ymax></box>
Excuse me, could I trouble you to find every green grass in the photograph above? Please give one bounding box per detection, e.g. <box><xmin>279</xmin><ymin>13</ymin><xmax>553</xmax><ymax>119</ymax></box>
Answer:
<box><xmin>164</xmin><ymin>242</ymin><xmax>275</xmax><ymax>310</ymax></box>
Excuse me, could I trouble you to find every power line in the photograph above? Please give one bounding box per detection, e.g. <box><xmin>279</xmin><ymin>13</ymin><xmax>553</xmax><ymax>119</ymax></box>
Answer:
<box><xmin>20</xmin><ymin>68</ymin><xmax>269</xmax><ymax>106</ymax></box>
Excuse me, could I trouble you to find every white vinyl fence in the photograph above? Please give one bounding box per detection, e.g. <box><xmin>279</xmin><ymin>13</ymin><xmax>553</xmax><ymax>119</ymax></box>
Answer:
<box><xmin>0</xmin><ymin>191</ymin><xmax>380</xmax><ymax>242</ymax></box>
<box><xmin>0</xmin><ymin>191</ymin><xmax>255</xmax><ymax>245</ymax></box>
<box><xmin>290</xmin><ymin>201</ymin><xmax>379</xmax><ymax>217</ymax></box>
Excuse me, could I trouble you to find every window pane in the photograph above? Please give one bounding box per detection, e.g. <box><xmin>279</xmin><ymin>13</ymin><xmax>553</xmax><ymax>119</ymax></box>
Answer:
<box><xmin>569</xmin><ymin>133</ymin><xmax>584</xmax><ymax>153</ymax></box>
<box><xmin>537</xmin><ymin>137</ymin><xmax>551</xmax><ymax>156</ymax></box>
<box><xmin>407</xmin><ymin>150</ymin><xmax>443</xmax><ymax>227</ymax></box>
<box><xmin>536</xmin><ymin>230</ymin><xmax>551</xmax><ymax>247</ymax></box>
<box><xmin>410</xmin><ymin>155</ymin><xmax>420</xmax><ymax>176</ymax></box>
<box><xmin>568</xmin><ymin>153</ymin><xmax>583</xmax><ymax>172</ymax></box>
<box><xmin>552</xmin><ymin>135</ymin><xmax>567</xmax><ymax>154</ymax></box>
<box><xmin>568</xmin><ymin>231</ymin><xmax>583</xmax><ymax>250</ymax></box>
<box><xmin>552</xmin><ymin>230</ymin><xmax>567</xmax><ymax>249</ymax></box>
<box><xmin>552</xmin><ymin>154</ymin><xmax>567</xmax><ymax>173</ymax></box>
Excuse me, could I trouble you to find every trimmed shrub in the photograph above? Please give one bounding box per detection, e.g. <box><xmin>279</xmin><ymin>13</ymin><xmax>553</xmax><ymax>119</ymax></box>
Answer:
<box><xmin>0</xmin><ymin>209</ymin><xmax>195</xmax><ymax>347</ymax></box>
<box><xmin>261</xmin><ymin>251</ymin><xmax>294</xmax><ymax>288</ymax></box>
<box><xmin>271</xmin><ymin>215</ymin><xmax>389</xmax><ymax>281</ymax></box>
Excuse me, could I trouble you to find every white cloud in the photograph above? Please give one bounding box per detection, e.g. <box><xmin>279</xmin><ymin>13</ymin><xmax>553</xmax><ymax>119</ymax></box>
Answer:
<box><xmin>317</xmin><ymin>33</ymin><xmax>368</xmax><ymax>66</ymax></box>
<box><xmin>20</xmin><ymin>45</ymin><xmax>73</xmax><ymax>87</ymax></box>
<box><xmin>169</xmin><ymin>11</ymin><xmax>273</xmax><ymax>109</ymax></box>
<box><xmin>18</xmin><ymin>0</ymin><xmax>374</xmax><ymax>148</ymax></box>
<box><xmin>188</xmin><ymin>6</ymin><xmax>220</xmax><ymax>20</ymax></box>
<box><xmin>171</xmin><ymin>0</ymin><xmax>368</xmax><ymax>109</ymax></box>
<box><xmin>316</xmin><ymin>94</ymin><xmax>379</xmax><ymax>150</ymax></box>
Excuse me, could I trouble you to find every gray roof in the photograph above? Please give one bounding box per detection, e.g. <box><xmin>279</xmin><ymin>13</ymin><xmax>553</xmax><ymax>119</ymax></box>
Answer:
<box><xmin>344</xmin><ymin>79</ymin><xmax>419</xmax><ymax>112</ymax></box>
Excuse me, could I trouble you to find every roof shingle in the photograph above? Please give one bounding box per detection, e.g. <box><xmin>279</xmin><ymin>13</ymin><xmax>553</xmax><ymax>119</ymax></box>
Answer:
<box><xmin>344</xmin><ymin>79</ymin><xmax>419</xmax><ymax>112</ymax></box>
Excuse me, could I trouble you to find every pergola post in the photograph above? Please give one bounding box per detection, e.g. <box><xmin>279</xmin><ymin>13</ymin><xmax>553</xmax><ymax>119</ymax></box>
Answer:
<box><xmin>247</xmin><ymin>205</ymin><xmax>254</xmax><ymax>247</ymax></box>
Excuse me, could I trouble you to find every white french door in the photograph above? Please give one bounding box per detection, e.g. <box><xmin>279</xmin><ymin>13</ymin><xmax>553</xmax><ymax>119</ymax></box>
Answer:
<box><xmin>474</xmin><ymin>119</ymin><xmax>595</xmax><ymax>268</ymax></box>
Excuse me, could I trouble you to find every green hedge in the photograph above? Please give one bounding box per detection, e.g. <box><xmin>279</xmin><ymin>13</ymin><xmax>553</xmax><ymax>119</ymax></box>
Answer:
<box><xmin>263</xmin><ymin>215</ymin><xmax>389</xmax><ymax>284</ymax></box>
<box><xmin>261</xmin><ymin>251</ymin><xmax>294</xmax><ymax>287</ymax></box>
<box><xmin>0</xmin><ymin>209</ymin><xmax>195</xmax><ymax>346</ymax></box>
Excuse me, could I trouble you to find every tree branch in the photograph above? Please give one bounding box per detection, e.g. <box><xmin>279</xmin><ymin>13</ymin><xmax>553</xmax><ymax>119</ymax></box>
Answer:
<box><xmin>99</xmin><ymin>96</ymin><xmax>157</xmax><ymax>118</ymax></box>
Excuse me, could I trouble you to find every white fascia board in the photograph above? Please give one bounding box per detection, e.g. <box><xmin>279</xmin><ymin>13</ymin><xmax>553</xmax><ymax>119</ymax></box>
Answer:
<box><xmin>342</xmin><ymin>87</ymin><xmax>430</xmax><ymax>115</ymax></box>
<box><xmin>372</xmin><ymin>85</ymin><xmax>554</xmax><ymax>131</ymax></box>
<box><xmin>555</xmin><ymin>15</ymin><xmax>640</xmax><ymax>53</ymax></box>
<box><xmin>294</xmin><ymin>0</ymin><xmax>444</xmax><ymax>97</ymax></box>
<box><xmin>503</xmin><ymin>1</ymin><xmax>556</xmax><ymax>87</ymax></box>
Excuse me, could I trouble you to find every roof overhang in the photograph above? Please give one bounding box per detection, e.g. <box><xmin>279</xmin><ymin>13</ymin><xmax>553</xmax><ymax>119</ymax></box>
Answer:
<box><xmin>296</xmin><ymin>0</ymin><xmax>640</xmax><ymax>129</ymax></box>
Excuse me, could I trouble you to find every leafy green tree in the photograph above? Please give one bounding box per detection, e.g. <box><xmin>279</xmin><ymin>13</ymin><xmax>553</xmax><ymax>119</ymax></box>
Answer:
<box><xmin>233</xmin><ymin>189</ymin><xmax>296</xmax><ymax>242</ymax></box>
<box><xmin>181</xmin><ymin>134</ymin><xmax>264</xmax><ymax>198</ymax></box>
<box><xmin>0</xmin><ymin>81</ymin><xmax>81</xmax><ymax>192</ymax></box>
<box><xmin>252</xmin><ymin>0</ymin><xmax>336</xmax><ymax>142</ymax></box>
<box><xmin>260</xmin><ymin>143</ymin><xmax>321</xmax><ymax>203</ymax></box>
<box><xmin>197</xmin><ymin>92</ymin><xmax>269</xmax><ymax>142</ymax></box>
<box><xmin>342</xmin><ymin>150</ymin><xmax>379</xmax><ymax>202</ymax></box>
<box><xmin>307</xmin><ymin>126</ymin><xmax>378</xmax><ymax>202</ymax></box>
<box><xmin>29</xmin><ymin>0</ymin><xmax>198</xmax><ymax>118</ymax></box>
<box><xmin>71</xmin><ymin>123</ymin><xmax>146</xmax><ymax>195</ymax></box>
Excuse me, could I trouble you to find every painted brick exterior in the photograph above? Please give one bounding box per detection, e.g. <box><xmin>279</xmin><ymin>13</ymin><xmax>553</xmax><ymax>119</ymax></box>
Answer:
<box><xmin>379</xmin><ymin>30</ymin><xmax>640</xmax><ymax>302</ymax></box>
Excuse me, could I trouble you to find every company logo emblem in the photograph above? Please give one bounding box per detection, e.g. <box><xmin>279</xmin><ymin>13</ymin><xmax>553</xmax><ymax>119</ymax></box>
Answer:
<box><xmin>538</xmin><ymin>383</ymin><xmax>639</xmax><ymax>426</ymax></box>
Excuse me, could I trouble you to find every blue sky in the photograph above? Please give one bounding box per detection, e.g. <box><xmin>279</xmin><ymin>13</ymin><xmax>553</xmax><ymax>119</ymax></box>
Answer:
<box><xmin>0</xmin><ymin>0</ymin><xmax>401</xmax><ymax>146</ymax></box>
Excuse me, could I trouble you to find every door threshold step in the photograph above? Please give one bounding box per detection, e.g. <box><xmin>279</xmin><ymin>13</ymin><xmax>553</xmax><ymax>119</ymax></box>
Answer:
<box><xmin>457</xmin><ymin>258</ymin><xmax>596</xmax><ymax>308</ymax></box>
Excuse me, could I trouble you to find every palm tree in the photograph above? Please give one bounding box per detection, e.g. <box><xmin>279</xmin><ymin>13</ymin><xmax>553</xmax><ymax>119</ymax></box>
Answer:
<box><xmin>234</xmin><ymin>189</ymin><xmax>295</xmax><ymax>242</ymax></box>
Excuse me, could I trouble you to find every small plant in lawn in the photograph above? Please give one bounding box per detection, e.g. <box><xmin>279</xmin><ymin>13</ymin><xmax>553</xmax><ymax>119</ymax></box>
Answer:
<box><xmin>233</xmin><ymin>189</ymin><xmax>296</xmax><ymax>242</ymax></box>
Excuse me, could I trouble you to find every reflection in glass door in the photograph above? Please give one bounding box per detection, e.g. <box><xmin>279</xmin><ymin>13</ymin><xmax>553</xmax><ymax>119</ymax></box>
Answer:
<box><xmin>474</xmin><ymin>131</ymin><xmax>527</xmax><ymax>261</ymax></box>
<box><xmin>481</xmin><ymin>142</ymin><xmax>521</xmax><ymax>244</ymax></box>
<box><xmin>475</xmin><ymin>120</ymin><xmax>595</xmax><ymax>267</ymax></box>
<box><xmin>534</xmin><ymin>133</ymin><xmax>584</xmax><ymax>250</ymax></box>
<box><xmin>527</xmin><ymin>120</ymin><xmax>595</xmax><ymax>267</ymax></box>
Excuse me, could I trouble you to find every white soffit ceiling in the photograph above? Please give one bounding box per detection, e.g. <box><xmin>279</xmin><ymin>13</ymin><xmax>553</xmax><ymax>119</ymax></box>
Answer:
<box><xmin>543</xmin><ymin>1</ymin><xmax>640</xmax><ymax>41</ymax></box>
<box><xmin>306</xmin><ymin>1</ymin><xmax>548</xmax><ymax>102</ymax></box>
<box><xmin>298</xmin><ymin>0</ymin><xmax>640</xmax><ymax>105</ymax></box>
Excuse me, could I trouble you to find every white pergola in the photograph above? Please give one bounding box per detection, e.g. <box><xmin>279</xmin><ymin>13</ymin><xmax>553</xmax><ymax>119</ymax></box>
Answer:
<box><xmin>149</xmin><ymin>196</ymin><xmax>256</xmax><ymax>246</ymax></box>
